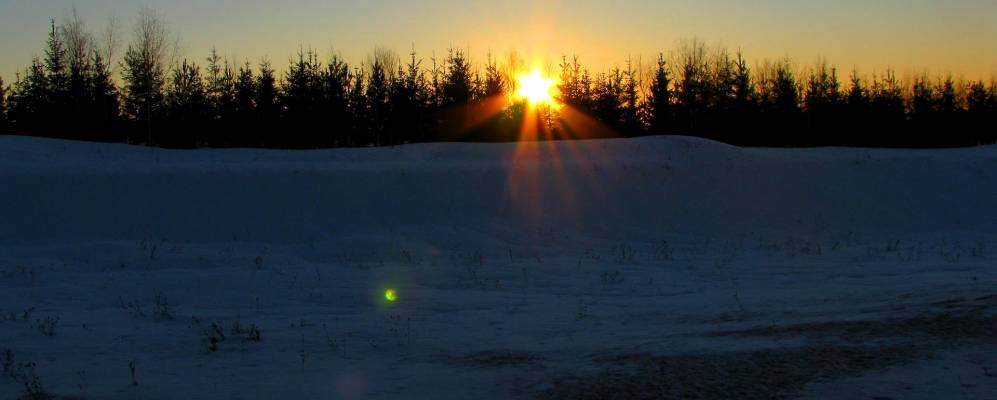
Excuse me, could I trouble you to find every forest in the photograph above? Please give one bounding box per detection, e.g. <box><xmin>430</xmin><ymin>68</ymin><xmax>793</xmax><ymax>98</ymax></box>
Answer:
<box><xmin>1</xmin><ymin>10</ymin><xmax>995</xmax><ymax>149</ymax></box>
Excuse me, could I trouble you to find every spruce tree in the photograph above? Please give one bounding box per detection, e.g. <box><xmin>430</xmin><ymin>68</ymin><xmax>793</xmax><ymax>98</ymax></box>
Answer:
<box><xmin>365</xmin><ymin>52</ymin><xmax>391</xmax><ymax>145</ymax></box>
<box><xmin>621</xmin><ymin>58</ymin><xmax>642</xmax><ymax>135</ymax></box>
<box><xmin>0</xmin><ymin>76</ymin><xmax>7</xmax><ymax>132</ymax></box>
<box><xmin>282</xmin><ymin>49</ymin><xmax>323</xmax><ymax>147</ymax></box>
<box><xmin>443</xmin><ymin>48</ymin><xmax>473</xmax><ymax>106</ymax></box>
<box><xmin>729</xmin><ymin>51</ymin><xmax>756</xmax><ymax>143</ymax></box>
<box><xmin>389</xmin><ymin>50</ymin><xmax>423</xmax><ymax>144</ymax></box>
<box><xmin>869</xmin><ymin>70</ymin><xmax>905</xmax><ymax>145</ymax></box>
<box><xmin>89</xmin><ymin>51</ymin><xmax>121</xmax><ymax>140</ymax></box>
<box><xmin>592</xmin><ymin>69</ymin><xmax>624</xmax><ymax>132</ymax></box>
<box><xmin>44</xmin><ymin>20</ymin><xmax>70</xmax><ymax>111</ymax></box>
<box><xmin>483</xmin><ymin>52</ymin><xmax>504</xmax><ymax>98</ymax></box>
<box><xmin>234</xmin><ymin>61</ymin><xmax>256</xmax><ymax>146</ymax></box>
<box><xmin>206</xmin><ymin>48</ymin><xmax>237</xmax><ymax>145</ymax></box>
<box><xmin>348</xmin><ymin>66</ymin><xmax>368</xmax><ymax>145</ymax></box>
<box><xmin>164</xmin><ymin>60</ymin><xmax>208</xmax><ymax>148</ymax></box>
<box><xmin>323</xmin><ymin>55</ymin><xmax>352</xmax><ymax>146</ymax></box>
<box><xmin>255</xmin><ymin>60</ymin><xmax>279</xmax><ymax>147</ymax></box>
<box><xmin>647</xmin><ymin>54</ymin><xmax>673</xmax><ymax>134</ymax></box>
<box><xmin>8</xmin><ymin>60</ymin><xmax>49</xmax><ymax>133</ymax></box>
<box><xmin>803</xmin><ymin>60</ymin><xmax>841</xmax><ymax>145</ymax></box>
<box><xmin>121</xmin><ymin>9</ymin><xmax>169</xmax><ymax>144</ymax></box>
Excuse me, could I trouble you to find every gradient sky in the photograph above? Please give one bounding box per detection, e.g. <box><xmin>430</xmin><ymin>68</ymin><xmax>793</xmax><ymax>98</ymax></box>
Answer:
<box><xmin>1</xmin><ymin>0</ymin><xmax>996</xmax><ymax>82</ymax></box>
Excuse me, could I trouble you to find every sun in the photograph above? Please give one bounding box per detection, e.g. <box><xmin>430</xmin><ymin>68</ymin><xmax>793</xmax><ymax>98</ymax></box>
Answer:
<box><xmin>516</xmin><ymin>68</ymin><xmax>556</xmax><ymax>106</ymax></box>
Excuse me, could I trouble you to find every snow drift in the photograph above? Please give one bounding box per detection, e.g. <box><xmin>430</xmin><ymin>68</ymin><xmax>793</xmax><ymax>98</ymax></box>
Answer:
<box><xmin>1</xmin><ymin>135</ymin><xmax>996</xmax><ymax>399</ymax></box>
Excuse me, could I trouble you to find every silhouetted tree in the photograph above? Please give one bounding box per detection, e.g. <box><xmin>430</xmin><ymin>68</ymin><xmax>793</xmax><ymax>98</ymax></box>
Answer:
<box><xmin>558</xmin><ymin>55</ymin><xmax>593</xmax><ymax>116</ymax></box>
<box><xmin>44</xmin><ymin>20</ymin><xmax>70</xmax><ymax>135</ymax></box>
<box><xmin>365</xmin><ymin>48</ymin><xmax>395</xmax><ymax>145</ymax></box>
<box><xmin>758</xmin><ymin>59</ymin><xmax>800</xmax><ymax>144</ymax></box>
<box><xmin>320</xmin><ymin>55</ymin><xmax>352</xmax><ymax>146</ymax></box>
<box><xmin>646</xmin><ymin>53</ymin><xmax>673</xmax><ymax>134</ymax></box>
<box><xmin>727</xmin><ymin>51</ymin><xmax>757</xmax><ymax>144</ymax></box>
<box><xmin>0</xmin><ymin>76</ymin><xmax>8</xmax><ymax>132</ymax></box>
<box><xmin>965</xmin><ymin>81</ymin><xmax>997</xmax><ymax>144</ymax></box>
<box><xmin>233</xmin><ymin>61</ymin><xmax>256</xmax><ymax>146</ymax></box>
<box><xmin>869</xmin><ymin>70</ymin><xmax>905</xmax><ymax>145</ymax></box>
<box><xmin>281</xmin><ymin>49</ymin><xmax>324</xmax><ymax>148</ymax></box>
<box><xmin>441</xmin><ymin>48</ymin><xmax>474</xmax><ymax>137</ymax></box>
<box><xmin>706</xmin><ymin>48</ymin><xmax>736</xmax><ymax>140</ymax></box>
<box><xmin>592</xmin><ymin>68</ymin><xmax>624</xmax><ymax>132</ymax></box>
<box><xmin>8</xmin><ymin>60</ymin><xmax>49</xmax><ymax>133</ymax></box>
<box><xmin>255</xmin><ymin>59</ymin><xmax>279</xmax><ymax>147</ymax></box>
<box><xmin>89</xmin><ymin>51</ymin><xmax>121</xmax><ymax>141</ymax></box>
<box><xmin>389</xmin><ymin>49</ymin><xmax>426</xmax><ymax>144</ymax></box>
<box><xmin>164</xmin><ymin>60</ymin><xmax>207</xmax><ymax>148</ymax></box>
<box><xmin>621</xmin><ymin>58</ymin><xmax>642</xmax><ymax>135</ymax></box>
<box><xmin>482</xmin><ymin>52</ymin><xmax>504</xmax><ymax>98</ymax></box>
<box><xmin>803</xmin><ymin>59</ymin><xmax>842</xmax><ymax>145</ymax></box>
<box><xmin>675</xmin><ymin>39</ymin><xmax>708</xmax><ymax>133</ymax></box>
<box><xmin>7</xmin><ymin>13</ymin><xmax>997</xmax><ymax>149</ymax></box>
<box><xmin>121</xmin><ymin>9</ymin><xmax>169</xmax><ymax>145</ymax></box>
<box><xmin>206</xmin><ymin>48</ymin><xmax>237</xmax><ymax>145</ymax></box>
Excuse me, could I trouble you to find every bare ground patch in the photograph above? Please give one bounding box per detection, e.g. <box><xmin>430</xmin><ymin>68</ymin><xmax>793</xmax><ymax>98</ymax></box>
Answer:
<box><xmin>539</xmin><ymin>345</ymin><xmax>920</xmax><ymax>400</ymax></box>
<box><xmin>455</xmin><ymin>350</ymin><xmax>546</xmax><ymax>367</ymax></box>
<box><xmin>537</xmin><ymin>295</ymin><xmax>997</xmax><ymax>399</ymax></box>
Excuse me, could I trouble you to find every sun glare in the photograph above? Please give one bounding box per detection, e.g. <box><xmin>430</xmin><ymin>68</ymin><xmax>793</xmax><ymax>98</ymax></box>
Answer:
<box><xmin>516</xmin><ymin>69</ymin><xmax>556</xmax><ymax>106</ymax></box>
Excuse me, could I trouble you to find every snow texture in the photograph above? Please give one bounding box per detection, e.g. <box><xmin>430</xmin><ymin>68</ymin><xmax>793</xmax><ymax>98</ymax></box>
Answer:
<box><xmin>1</xmin><ymin>135</ymin><xmax>996</xmax><ymax>399</ymax></box>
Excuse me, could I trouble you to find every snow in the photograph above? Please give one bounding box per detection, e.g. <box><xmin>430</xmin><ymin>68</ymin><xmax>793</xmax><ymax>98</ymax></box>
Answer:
<box><xmin>1</xmin><ymin>135</ymin><xmax>996</xmax><ymax>399</ymax></box>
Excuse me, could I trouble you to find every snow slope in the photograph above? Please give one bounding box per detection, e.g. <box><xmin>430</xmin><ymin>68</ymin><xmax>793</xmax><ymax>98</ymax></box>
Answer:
<box><xmin>1</xmin><ymin>135</ymin><xmax>996</xmax><ymax>399</ymax></box>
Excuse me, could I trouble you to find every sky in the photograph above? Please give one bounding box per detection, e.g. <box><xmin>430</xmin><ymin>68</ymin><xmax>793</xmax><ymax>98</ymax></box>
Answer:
<box><xmin>1</xmin><ymin>0</ymin><xmax>996</xmax><ymax>82</ymax></box>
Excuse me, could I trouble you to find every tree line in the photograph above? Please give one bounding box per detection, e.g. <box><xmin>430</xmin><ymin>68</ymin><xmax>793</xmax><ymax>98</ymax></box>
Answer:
<box><xmin>1</xmin><ymin>10</ymin><xmax>995</xmax><ymax>148</ymax></box>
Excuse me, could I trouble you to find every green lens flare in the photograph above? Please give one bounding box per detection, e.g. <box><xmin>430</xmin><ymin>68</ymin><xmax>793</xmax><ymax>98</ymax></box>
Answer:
<box><xmin>384</xmin><ymin>289</ymin><xmax>397</xmax><ymax>302</ymax></box>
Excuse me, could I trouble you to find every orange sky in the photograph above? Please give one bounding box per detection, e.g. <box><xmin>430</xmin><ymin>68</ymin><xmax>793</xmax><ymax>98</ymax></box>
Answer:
<box><xmin>1</xmin><ymin>0</ymin><xmax>996</xmax><ymax>82</ymax></box>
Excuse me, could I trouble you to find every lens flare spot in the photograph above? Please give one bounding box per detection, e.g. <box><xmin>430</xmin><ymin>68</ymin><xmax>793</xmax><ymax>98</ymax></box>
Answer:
<box><xmin>384</xmin><ymin>289</ymin><xmax>398</xmax><ymax>302</ymax></box>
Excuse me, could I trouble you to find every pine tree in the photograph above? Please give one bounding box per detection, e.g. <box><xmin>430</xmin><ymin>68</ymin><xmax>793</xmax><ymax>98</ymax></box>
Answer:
<box><xmin>803</xmin><ymin>59</ymin><xmax>842</xmax><ymax>145</ymax></box>
<box><xmin>675</xmin><ymin>39</ymin><xmax>708</xmax><ymax>133</ymax></box>
<box><xmin>707</xmin><ymin>49</ymin><xmax>736</xmax><ymax>137</ymax></box>
<box><xmin>389</xmin><ymin>49</ymin><xmax>424</xmax><ymax>144</ymax></box>
<box><xmin>205</xmin><ymin>48</ymin><xmax>237</xmax><ymax>145</ymax></box>
<box><xmin>440</xmin><ymin>48</ymin><xmax>474</xmax><ymax>137</ymax></box>
<box><xmin>592</xmin><ymin>68</ymin><xmax>624</xmax><ymax>132</ymax></box>
<box><xmin>44</xmin><ymin>20</ymin><xmax>70</xmax><ymax>112</ymax></box>
<box><xmin>966</xmin><ymin>80</ymin><xmax>997</xmax><ymax>143</ymax></box>
<box><xmin>482</xmin><ymin>52</ymin><xmax>504</xmax><ymax>98</ymax></box>
<box><xmin>164</xmin><ymin>60</ymin><xmax>208</xmax><ymax>148</ymax></box>
<box><xmin>282</xmin><ymin>49</ymin><xmax>323</xmax><ymax>147</ymax></box>
<box><xmin>647</xmin><ymin>54</ymin><xmax>673</xmax><ymax>134</ymax></box>
<box><xmin>235</xmin><ymin>62</ymin><xmax>256</xmax><ymax>115</ymax></box>
<box><xmin>0</xmin><ymin>76</ymin><xmax>8</xmax><ymax>132</ymax></box>
<box><xmin>443</xmin><ymin>48</ymin><xmax>473</xmax><ymax>106</ymax></box>
<box><xmin>909</xmin><ymin>75</ymin><xmax>936</xmax><ymax>122</ymax></box>
<box><xmin>233</xmin><ymin>61</ymin><xmax>256</xmax><ymax>146</ymax></box>
<box><xmin>255</xmin><ymin>60</ymin><xmax>279</xmax><ymax>147</ymax></box>
<box><xmin>8</xmin><ymin>60</ymin><xmax>49</xmax><ymax>133</ymax></box>
<box><xmin>348</xmin><ymin>66</ymin><xmax>368</xmax><ymax>145</ymax></box>
<box><xmin>621</xmin><ymin>58</ymin><xmax>642</xmax><ymax>135</ymax></box>
<box><xmin>121</xmin><ymin>9</ymin><xmax>169</xmax><ymax>144</ymax></box>
<box><xmin>556</xmin><ymin>55</ymin><xmax>594</xmax><ymax>118</ymax></box>
<box><xmin>365</xmin><ymin>51</ymin><xmax>392</xmax><ymax>145</ymax></box>
<box><xmin>869</xmin><ymin>69</ymin><xmax>905</xmax><ymax>145</ymax></box>
<box><xmin>62</xmin><ymin>10</ymin><xmax>93</xmax><ymax>136</ymax></box>
<box><xmin>323</xmin><ymin>55</ymin><xmax>352</xmax><ymax>146</ymax></box>
<box><xmin>728</xmin><ymin>51</ymin><xmax>757</xmax><ymax>143</ymax></box>
<box><xmin>89</xmin><ymin>51</ymin><xmax>121</xmax><ymax>140</ymax></box>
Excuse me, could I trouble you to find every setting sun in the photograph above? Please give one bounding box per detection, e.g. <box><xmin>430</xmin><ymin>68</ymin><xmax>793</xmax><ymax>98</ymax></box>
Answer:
<box><xmin>516</xmin><ymin>69</ymin><xmax>556</xmax><ymax>106</ymax></box>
